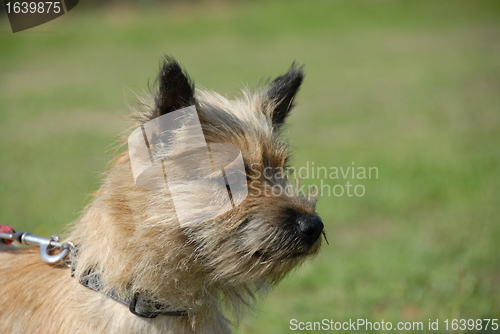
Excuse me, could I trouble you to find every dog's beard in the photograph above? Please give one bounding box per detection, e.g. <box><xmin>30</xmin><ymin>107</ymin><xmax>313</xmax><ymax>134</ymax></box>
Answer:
<box><xmin>184</xmin><ymin>215</ymin><xmax>322</xmax><ymax>286</ymax></box>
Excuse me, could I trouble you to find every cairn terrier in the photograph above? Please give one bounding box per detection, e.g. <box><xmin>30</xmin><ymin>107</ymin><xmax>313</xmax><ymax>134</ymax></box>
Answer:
<box><xmin>0</xmin><ymin>57</ymin><xmax>323</xmax><ymax>334</ymax></box>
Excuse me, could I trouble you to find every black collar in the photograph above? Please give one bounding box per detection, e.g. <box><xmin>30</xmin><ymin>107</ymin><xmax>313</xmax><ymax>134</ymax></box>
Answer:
<box><xmin>76</xmin><ymin>267</ymin><xmax>188</xmax><ymax>319</ymax></box>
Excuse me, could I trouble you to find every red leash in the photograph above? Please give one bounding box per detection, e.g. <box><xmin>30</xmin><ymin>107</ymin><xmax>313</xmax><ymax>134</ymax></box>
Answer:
<box><xmin>0</xmin><ymin>225</ymin><xmax>16</xmax><ymax>246</ymax></box>
<box><xmin>0</xmin><ymin>225</ymin><xmax>73</xmax><ymax>264</ymax></box>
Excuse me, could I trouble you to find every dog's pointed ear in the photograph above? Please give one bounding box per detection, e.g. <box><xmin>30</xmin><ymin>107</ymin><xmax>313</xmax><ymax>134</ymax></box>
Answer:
<box><xmin>154</xmin><ymin>57</ymin><xmax>195</xmax><ymax>117</ymax></box>
<box><xmin>265</xmin><ymin>63</ymin><xmax>304</xmax><ymax>128</ymax></box>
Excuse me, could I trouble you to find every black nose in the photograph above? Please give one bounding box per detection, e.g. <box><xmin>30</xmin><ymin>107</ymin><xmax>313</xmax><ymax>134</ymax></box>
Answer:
<box><xmin>297</xmin><ymin>216</ymin><xmax>324</xmax><ymax>244</ymax></box>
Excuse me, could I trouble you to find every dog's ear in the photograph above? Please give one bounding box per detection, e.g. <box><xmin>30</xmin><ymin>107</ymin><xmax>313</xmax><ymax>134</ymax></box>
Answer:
<box><xmin>265</xmin><ymin>63</ymin><xmax>304</xmax><ymax>128</ymax></box>
<box><xmin>155</xmin><ymin>57</ymin><xmax>195</xmax><ymax>117</ymax></box>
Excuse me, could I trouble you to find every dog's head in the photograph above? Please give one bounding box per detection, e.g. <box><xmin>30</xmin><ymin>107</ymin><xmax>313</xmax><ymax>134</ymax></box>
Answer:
<box><xmin>125</xmin><ymin>57</ymin><xmax>323</xmax><ymax>287</ymax></box>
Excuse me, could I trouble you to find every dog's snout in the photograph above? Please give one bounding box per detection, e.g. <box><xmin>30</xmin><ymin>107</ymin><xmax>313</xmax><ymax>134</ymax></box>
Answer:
<box><xmin>297</xmin><ymin>216</ymin><xmax>324</xmax><ymax>244</ymax></box>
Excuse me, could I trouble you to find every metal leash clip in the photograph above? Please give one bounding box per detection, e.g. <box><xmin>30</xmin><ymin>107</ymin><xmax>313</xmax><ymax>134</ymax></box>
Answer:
<box><xmin>0</xmin><ymin>229</ymin><xmax>74</xmax><ymax>265</ymax></box>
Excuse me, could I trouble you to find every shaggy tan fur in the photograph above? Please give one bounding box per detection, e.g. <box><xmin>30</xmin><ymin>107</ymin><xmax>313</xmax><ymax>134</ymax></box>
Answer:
<box><xmin>0</xmin><ymin>58</ymin><xmax>323</xmax><ymax>334</ymax></box>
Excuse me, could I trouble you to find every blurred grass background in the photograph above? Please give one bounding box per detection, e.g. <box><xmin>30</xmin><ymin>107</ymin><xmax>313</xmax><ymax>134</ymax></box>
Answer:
<box><xmin>1</xmin><ymin>0</ymin><xmax>499</xmax><ymax>333</ymax></box>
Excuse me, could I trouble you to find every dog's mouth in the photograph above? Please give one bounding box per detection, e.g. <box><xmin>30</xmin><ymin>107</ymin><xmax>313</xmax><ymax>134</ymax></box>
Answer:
<box><xmin>252</xmin><ymin>244</ymin><xmax>318</xmax><ymax>261</ymax></box>
<box><xmin>252</xmin><ymin>250</ymin><xmax>305</xmax><ymax>260</ymax></box>
<box><xmin>251</xmin><ymin>230</ymin><xmax>326</xmax><ymax>261</ymax></box>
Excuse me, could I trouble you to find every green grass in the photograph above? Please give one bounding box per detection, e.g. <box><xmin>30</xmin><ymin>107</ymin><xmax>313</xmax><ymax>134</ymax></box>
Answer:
<box><xmin>1</xmin><ymin>1</ymin><xmax>499</xmax><ymax>333</ymax></box>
